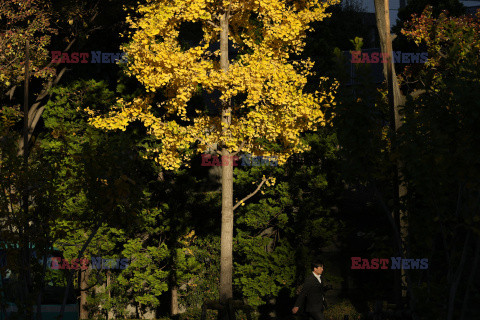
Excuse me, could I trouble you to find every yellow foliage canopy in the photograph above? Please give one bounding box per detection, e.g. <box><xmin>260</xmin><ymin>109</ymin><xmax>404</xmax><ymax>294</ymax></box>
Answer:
<box><xmin>89</xmin><ymin>0</ymin><xmax>339</xmax><ymax>170</ymax></box>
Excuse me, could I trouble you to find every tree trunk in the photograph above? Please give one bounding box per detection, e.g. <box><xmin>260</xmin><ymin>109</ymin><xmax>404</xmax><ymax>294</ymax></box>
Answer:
<box><xmin>35</xmin><ymin>253</ymin><xmax>49</xmax><ymax>320</ymax></box>
<box><xmin>220</xmin><ymin>146</ymin><xmax>234</xmax><ymax>303</ymax></box>
<box><xmin>80</xmin><ymin>268</ymin><xmax>90</xmax><ymax>319</ymax></box>
<box><xmin>171</xmin><ymin>285</ymin><xmax>179</xmax><ymax>316</ymax></box>
<box><xmin>59</xmin><ymin>225</ymin><xmax>100</xmax><ymax>320</ymax></box>
<box><xmin>21</xmin><ymin>39</ymin><xmax>33</xmax><ymax>320</ymax></box>
<box><xmin>107</xmin><ymin>270</ymin><xmax>114</xmax><ymax>320</ymax></box>
<box><xmin>373</xmin><ymin>0</ymin><xmax>409</xmax><ymax>304</ymax></box>
<box><xmin>219</xmin><ymin>9</ymin><xmax>234</xmax><ymax>320</ymax></box>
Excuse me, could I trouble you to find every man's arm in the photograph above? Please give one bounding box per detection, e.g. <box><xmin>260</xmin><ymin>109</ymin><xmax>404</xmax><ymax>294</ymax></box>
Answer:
<box><xmin>322</xmin><ymin>282</ymin><xmax>330</xmax><ymax>310</ymax></box>
<box><xmin>292</xmin><ymin>278</ymin><xmax>312</xmax><ymax>314</ymax></box>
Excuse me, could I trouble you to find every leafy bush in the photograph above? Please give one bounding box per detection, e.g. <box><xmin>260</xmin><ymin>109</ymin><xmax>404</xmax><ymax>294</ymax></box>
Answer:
<box><xmin>324</xmin><ymin>300</ymin><xmax>362</xmax><ymax>320</ymax></box>
<box><xmin>178</xmin><ymin>307</ymin><xmax>217</xmax><ymax>320</ymax></box>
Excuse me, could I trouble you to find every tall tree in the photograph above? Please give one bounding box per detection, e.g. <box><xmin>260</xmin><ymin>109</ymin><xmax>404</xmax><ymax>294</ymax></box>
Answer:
<box><xmin>399</xmin><ymin>8</ymin><xmax>480</xmax><ymax>319</ymax></box>
<box><xmin>374</xmin><ymin>0</ymin><xmax>415</xmax><ymax>309</ymax></box>
<box><xmin>88</xmin><ymin>0</ymin><xmax>339</xmax><ymax>313</ymax></box>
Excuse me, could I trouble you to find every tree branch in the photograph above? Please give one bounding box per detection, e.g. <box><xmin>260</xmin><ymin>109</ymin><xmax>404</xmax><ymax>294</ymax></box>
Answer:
<box><xmin>409</xmin><ymin>89</ymin><xmax>426</xmax><ymax>99</ymax></box>
<box><xmin>231</xmin><ymin>141</ymin><xmax>245</xmax><ymax>156</ymax></box>
<box><xmin>206</xmin><ymin>20</ymin><xmax>220</xmax><ymax>28</ymax></box>
<box><xmin>233</xmin><ymin>177</ymin><xmax>267</xmax><ymax>211</ymax></box>
<box><xmin>196</xmin><ymin>137</ymin><xmax>221</xmax><ymax>155</ymax></box>
<box><xmin>15</xmin><ymin>1</ymin><xmax>101</xmax><ymax>155</ymax></box>
<box><xmin>78</xmin><ymin>268</ymin><xmax>103</xmax><ymax>292</ymax></box>
<box><xmin>227</xmin><ymin>1</ymin><xmax>232</xmax><ymax>20</ymax></box>
<box><xmin>6</xmin><ymin>85</ymin><xmax>16</xmax><ymax>100</ymax></box>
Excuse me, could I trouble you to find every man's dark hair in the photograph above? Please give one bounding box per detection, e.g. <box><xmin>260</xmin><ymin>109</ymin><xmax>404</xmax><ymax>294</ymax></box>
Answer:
<box><xmin>311</xmin><ymin>260</ymin><xmax>324</xmax><ymax>271</ymax></box>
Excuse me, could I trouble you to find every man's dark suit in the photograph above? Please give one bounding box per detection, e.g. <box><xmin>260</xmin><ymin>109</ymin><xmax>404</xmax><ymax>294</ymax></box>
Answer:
<box><xmin>294</xmin><ymin>273</ymin><xmax>327</xmax><ymax>320</ymax></box>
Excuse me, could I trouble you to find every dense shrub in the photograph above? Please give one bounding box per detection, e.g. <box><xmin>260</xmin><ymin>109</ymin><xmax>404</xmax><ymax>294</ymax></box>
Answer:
<box><xmin>324</xmin><ymin>300</ymin><xmax>362</xmax><ymax>320</ymax></box>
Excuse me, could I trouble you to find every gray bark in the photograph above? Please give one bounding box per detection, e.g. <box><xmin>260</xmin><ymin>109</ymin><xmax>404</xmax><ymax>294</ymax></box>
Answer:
<box><xmin>373</xmin><ymin>0</ymin><xmax>408</xmax><ymax>303</ymax></box>
<box><xmin>219</xmin><ymin>9</ymin><xmax>233</xmax><ymax>305</ymax></box>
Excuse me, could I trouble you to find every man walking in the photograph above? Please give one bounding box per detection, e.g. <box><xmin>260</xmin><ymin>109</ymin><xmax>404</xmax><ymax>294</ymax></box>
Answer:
<box><xmin>292</xmin><ymin>260</ymin><xmax>327</xmax><ymax>320</ymax></box>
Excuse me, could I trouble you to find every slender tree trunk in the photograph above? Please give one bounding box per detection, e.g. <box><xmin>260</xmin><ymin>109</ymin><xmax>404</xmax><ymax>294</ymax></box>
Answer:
<box><xmin>171</xmin><ymin>285</ymin><xmax>179</xmax><ymax>316</ymax></box>
<box><xmin>20</xmin><ymin>242</ymin><xmax>32</xmax><ymax>319</ymax></box>
<box><xmin>169</xmin><ymin>252</ymin><xmax>179</xmax><ymax>317</ymax></box>
<box><xmin>219</xmin><ymin>8</ymin><xmax>234</xmax><ymax>320</ymax></box>
<box><xmin>23</xmin><ymin>41</ymin><xmax>30</xmax><ymax>160</ymax></box>
<box><xmin>373</xmin><ymin>0</ymin><xmax>409</xmax><ymax>304</ymax></box>
<box><xmin>107</xmin><ymin>270</ymin><xmax>114</xmax><ymax>320</ymax></box>
<box><xmin>59</xmin><ymin>225</ymin><xmax>100</xmax><ymax>319</ymax></box>
<box><xmin>35</xmin><ymin>253</ymin><xmax>48</xmax><ymax>320</ymax></box>
<box><xmin>220</xmin><ymin>147</ymin><xmax>234</xmax><ymax>302</ymax></box>
<box><xmin>80</xmin><ymin>268</ymin><xmax>90</xmax><ymax>319</ymax></box>
<box><xmin>21</xmin><ymin>39</ymin><xmax>33</xmax><ymax>320</ymax></box>
<box><xmin>80</xmin><ymin>230</ymin><xmax>90</xmax><ymax>320</ymax></box>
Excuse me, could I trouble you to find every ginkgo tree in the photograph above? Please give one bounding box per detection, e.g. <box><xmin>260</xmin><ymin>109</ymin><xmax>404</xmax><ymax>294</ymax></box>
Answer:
<box><xmin>88</xmin><ymin>0</ymin><xmax>338</xmax><ymax>308</ymax></box>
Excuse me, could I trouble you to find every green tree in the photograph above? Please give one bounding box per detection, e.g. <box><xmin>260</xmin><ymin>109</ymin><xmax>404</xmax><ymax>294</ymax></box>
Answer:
<box><xmin>37</xmin><ymin>79</ymin><xmax>155</xmax><ymax>319</ymax></box>
<box><xmin>398</xmin><ymin>8</ymin><xmax>480</xmax><ymax>319</ymax></box>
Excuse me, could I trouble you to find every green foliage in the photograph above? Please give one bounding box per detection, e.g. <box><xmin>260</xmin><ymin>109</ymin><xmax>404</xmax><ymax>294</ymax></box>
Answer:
<box><xmin>234</xmin><ymin>238</ymin><xmax>296</xmax><ymax>307</ymax></box>
<box><xmin>178</xmin><ymin>308</ymin><xmax>217</xmax><ymax>320</ymax></box>
<box><xmin>30</xmin><ymin>79</ymin><xmax>168</xmax><ymax>316</ymax></box>
<box><xmin>118</xmin><ymin>238</ymin><xmax>170</xmax><ymax>307</ymax></box>
<box><xmin>179</xmin><ymin>235</ymin><xmax>221</xmax><ymax>309</ymax></box>
<box><xmin>324</xmin><ymin>300</ymin><xmax>362</xmax><ymax>320</ymax></box>
<box><xmin>230</xmin><ymin>129</ymin><xmax>342</xmax><ymax>308</ymax></box>
<box><xmin>394</xmin><ymin>8</ymin><xmax>480</xmax><ymax>318</ymax></box>
<box><xmin>0</xmin><ymin>133</ymin><xmax>63</xmax><ymax>312</ymax></box>
<box><xmin>40</xmin><ymin>79</ymin><xmax>148</xmax><ymax>225</ymax></box>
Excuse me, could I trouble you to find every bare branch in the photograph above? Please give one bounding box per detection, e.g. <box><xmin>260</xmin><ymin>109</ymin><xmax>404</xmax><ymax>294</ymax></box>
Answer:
<box><xmin>78</xmin><ymin>268</ymin><xmax>103</xmax><ymax>291</ymax></box>
<box><xmin>233</xmin><ymin>177</ymin><xmax>267</xmax><ymax>211</ymax></box>
<box><xmin>206</xmin><ymin>20</ymin><xmax>220</xmax><ymax>28</ymax></box>
<box><xmin>409</xmin><ymin>89</ymin><xmax>426</xmax><ymax>99</ymax></box>
<box><xmin>14</xmin><ymin>1</ymin><xmax>101</xmax><ymax>155</ymax></box>
<box><xmin>17</xmin><ymin>66</ymin><xmax>68</xmax><ymax>155</ymax></box>
<box><xmin>231</xmin><ymin>141</ymin><xmax>245</xmax><ymax>156</ymax></box>
<box><xmin>6</xmin><ymin>85</ymin><xmax>16</xmax><ymax>100</ymax></box>
<box><xmin>227</xmin><ymin>1</ymin><xmax>232</xmax><ymax>20</ymax></box>
<box><xmin>196</xmin><ymin>137</ymin><xmax>221</xmax><ymax>155</ymax></box>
